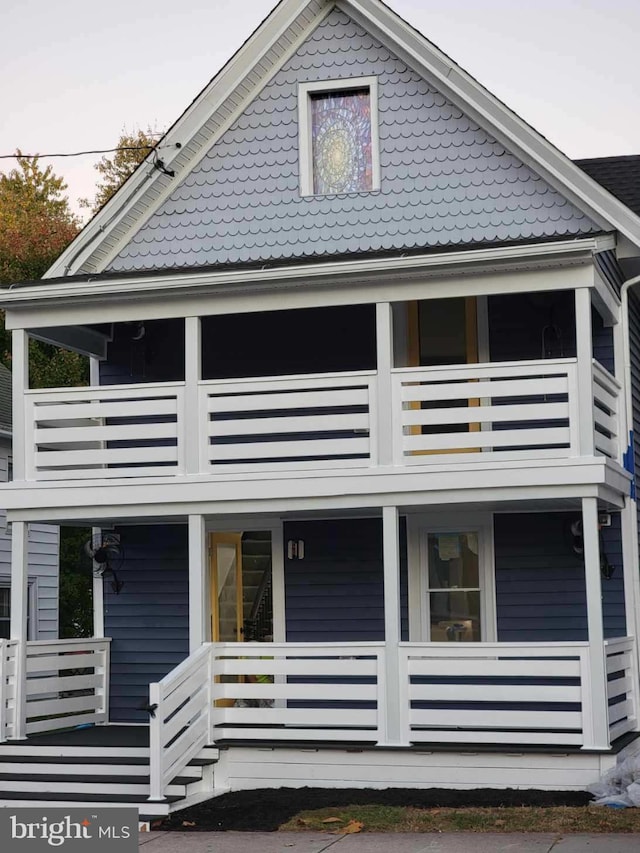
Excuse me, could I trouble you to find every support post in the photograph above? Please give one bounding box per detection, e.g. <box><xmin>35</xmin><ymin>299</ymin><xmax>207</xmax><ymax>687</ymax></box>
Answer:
<box><xmin>184</xmin><ymin>317</ymin><xmax>202</xmax><ymax>475</ymax></box>
<box><xmin>376</xmin><ymin>303</ymin><xmax>395</xmax><ymax>466</ymax></box>
<box><xmin>380</xmin><ymin>506</ymin><xmax>408</xmax><ymax>745</ymax></box>
<box><xmin>575</xmin><ymin>288</ymin><xmax>595</xmax><ymax>456</ymax></box>
<box><xmin>581</xmin><ymin>497</ymin><xmax>610</xmax><ymax>749</ymax></box>
<box><xmin>91</xmin><ymin>526</ymin><xmax>105</xmax><ymax>638</ymax></box>
<box><xmin>12</xmin><ymin>330</ymin><xmax>28</xmax><ymax>481</ymax></box>
<box><xmin>10</xmin><ymin>520</ymin><xmax>28</xmax><ymax>740</ymax></box>
<box><xmin>188</xmin><ymin>515</ymin><xmax>207</xmax><ymax>653</ymax></box>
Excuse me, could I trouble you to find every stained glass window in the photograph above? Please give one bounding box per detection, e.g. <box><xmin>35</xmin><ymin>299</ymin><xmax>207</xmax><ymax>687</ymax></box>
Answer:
<box><xmin>310</xmin><ymin>88</ymin><xmax>373</xmax><ymax>194</ymax></box>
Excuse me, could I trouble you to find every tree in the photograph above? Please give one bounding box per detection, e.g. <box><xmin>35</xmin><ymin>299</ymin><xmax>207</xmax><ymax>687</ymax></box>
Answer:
<box><xmin>0</xmin><ymin>153</ymin><xmax>79</xmax><ymax>284</ymax></box>
<box><xmin>81</xmin><ymin>127</ymin><xmax>159</xmax><ymax>214</ymax></box>
<box><xmin>0</xmin><ymin>154</ymin><xmax>86</xmax><ymax>387</ymax></box>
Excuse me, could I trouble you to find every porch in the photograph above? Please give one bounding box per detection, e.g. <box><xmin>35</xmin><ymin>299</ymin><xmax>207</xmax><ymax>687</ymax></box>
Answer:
<box><xmin>0</xmin><ymin>635</ymin><xmax>636</xmax><ymax>804</ymax></box>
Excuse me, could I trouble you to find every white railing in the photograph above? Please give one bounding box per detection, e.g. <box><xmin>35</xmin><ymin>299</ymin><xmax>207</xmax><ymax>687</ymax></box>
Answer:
<box><xmin>24</xmin><ymin>638</ymin><xmax>111</xmax><ymax>735</ymax></box>
<box><xmin>22</xmin><ymin>360</ymin><xmax>622</xmax><ymax>482</ymax></box>
<box><xmin>0</xmin><ymin>640</ymin><xmax>18</xmax><ymax>742</ymax></box>
<box><xmin>147</xmin><ymin>638</ymin><xmax>636</xmax><ymax>787</ymax></box>
<box><xmin>605</xmin><ymin>637</ymin><xmax>637</xmax><ymax>742</ymax></box>
<box><xmin>25</xmin><ymin>382</ymin><xmax>185</xmax><ymax>480</ymax></box>
<box><xmin>392</xmin><ymin>358</ymin><xmax>579</xmax><ymax>462</ymax></box>
<box><xmin>592</xmin><ymin>361</ymin><xmax>622</xmax><ymax>460</ymax></box>
<box><xmin>211</xmin><ymin>642</ymin><xmax>385</xmax><ymax>743</ymax></box>
<box><xmin>200</xmin><ymin>371</ymin><xmax>376</xmax><ymax>472</ymax></box>
<box><xmin>148</xmin><ymin>643</ymin><xmax>213</xmax><ymax>802</ymax></box>
<box><xmin>400</xmin><ymin>642</ymin><xmax>590</xmax><ymax>747</ymax></box>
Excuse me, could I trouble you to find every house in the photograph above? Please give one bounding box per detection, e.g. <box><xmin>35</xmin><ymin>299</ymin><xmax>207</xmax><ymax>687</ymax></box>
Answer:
<box><xmin>0</xmin><ymin>0</ymin><xmax>639</xmax><ymax>816</ymax></box>
<box><xmin>0</xmin><ymin>363</ymin><xmax>58</xmax><ymax>644</ymax></box>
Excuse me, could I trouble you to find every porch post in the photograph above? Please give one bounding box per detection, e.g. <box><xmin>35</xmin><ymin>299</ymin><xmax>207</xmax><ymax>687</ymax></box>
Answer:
<box><xmin>184</xmin><ymin>317</ymin><xmax>202</xmax><ymax>475</ymax></box>
<box><xmin>188</xmin><ymin>514</ymin><xmax>208</xmax><ymax>652</ymax></box>
<box><xmin>376</xmin><ymin>303</ymin><xmax>395</xmax><ymax>466</ymax></box>
<box><xmin>581</xmin><ymin>497</ymin><xmax>610</xmax><ymax>749</ymax></box>
<box><xmin>575</xmin><ymin>289</ymin><xmax>595</xmax><ymax>456</ymax></box>
<box><xmin>12</xmin><ymin>329</ymin><xmax>28</xmax><ymax>481</ymax></box>
<box><xmin>380</xmin><ymin>506</ymin><xmax>408</xmax><ymax>745</ymax></box>
<box><xmin>10</xmin><ymin>520</ymin><xmax>28</xmax><ymax>740</ymax></box>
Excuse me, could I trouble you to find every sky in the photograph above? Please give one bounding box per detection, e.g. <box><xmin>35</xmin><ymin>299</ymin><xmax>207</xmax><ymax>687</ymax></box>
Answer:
<box><xmin>1</xmin><ymin>0</ymin><xmax>639</xmax><ymax>218</ymax></box>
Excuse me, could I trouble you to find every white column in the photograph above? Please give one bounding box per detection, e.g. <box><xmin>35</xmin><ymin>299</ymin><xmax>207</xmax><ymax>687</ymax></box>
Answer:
<box><xmin>376</xmin><ymin>303</ymin><xmax>395</xmax><ymax>466</ymax></box>
<box><xmin>581</xmin><ymin>497</ymin><xmax>610</xmax><ymax>749</ymax></box>
<box><xmin>380</xmin><ymin>506</ymin><xmax>408</xmax><ymax>746</ymax></box>
<box><xmin>188</xmin><ymin>515</ymin><xmax>207</xmax><ymax>653</ymax></box>
<box><xmin>10</xmin><ymin>520</ymin><xmax>28</xmax><ymax>740</ymax></box>
<box><xmin>12</xmin><ymin>330</ymin><xmax>28</xmax><ymax>481</ymax></box>
<box><xmin>575</xmin><ymin>288</ymin><xmax>595</xmax><ymax>456</ymax></box>
<box><xmin>184</xmin><ymin>317</ymin><xmax>202</xmax><ymax>475</ymax></box>
<box><xmin>91</xmin><ymin>526</ymin><xmax>105</xmax><ymax>638</ymax></box>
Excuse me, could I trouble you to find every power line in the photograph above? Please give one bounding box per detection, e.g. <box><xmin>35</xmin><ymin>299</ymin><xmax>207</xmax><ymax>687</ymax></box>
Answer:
<box><xmin>0</xmin><ymin>144</ymin><xmax>160</xmax><ymax>161</ymax></box>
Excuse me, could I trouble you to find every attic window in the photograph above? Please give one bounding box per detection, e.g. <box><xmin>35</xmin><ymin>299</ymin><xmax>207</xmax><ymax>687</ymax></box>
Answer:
<box><xmin>299</xmin><ymin>77</ymin><xmax>380</xmax><ymax>196</ymax></box>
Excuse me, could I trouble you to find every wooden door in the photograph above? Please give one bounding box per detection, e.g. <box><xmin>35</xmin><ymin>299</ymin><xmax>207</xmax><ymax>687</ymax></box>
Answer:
<box><xmin>209</xmin><ymin>533</ymin><xmax>243</xmax><ymax>643</ymax></box>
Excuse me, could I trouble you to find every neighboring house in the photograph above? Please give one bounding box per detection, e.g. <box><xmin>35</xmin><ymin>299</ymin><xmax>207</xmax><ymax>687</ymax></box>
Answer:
<box><xmin>0</xmin><ymin>363</ymin><xmax>58</xmax><ymax>643</ymax></box>
<box><xmin>1</xmin><ymin>0</ymin><xmax>640</xmax><ymax>816</ymax></box>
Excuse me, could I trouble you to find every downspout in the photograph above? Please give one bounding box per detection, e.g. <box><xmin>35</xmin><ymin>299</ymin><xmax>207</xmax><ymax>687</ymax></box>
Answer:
<box><xmin>619</xmin><ymin>272</ymin><xmax>640</xmax><ymax>724</ymax></box>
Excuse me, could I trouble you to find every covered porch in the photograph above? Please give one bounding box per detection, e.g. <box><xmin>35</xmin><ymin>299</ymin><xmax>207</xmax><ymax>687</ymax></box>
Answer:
<box><xmin>2</xmin><ymin>496</ymin><xmax>639</xmax><ymax>801</ymax></box>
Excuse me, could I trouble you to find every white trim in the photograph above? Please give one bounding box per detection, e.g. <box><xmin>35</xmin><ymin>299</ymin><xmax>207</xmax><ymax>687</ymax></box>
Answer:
<box><xmin>188</xmin><ymin>515</ymin><xmax>207</xmax><ymax>652</ymax></box>
<box><xmin>298</xmin><ymin>75</ymin><xmax>380</xmax><ymax>196</ymax></box>
<box><xmin>3</xmin><ymin>239</ymin><xmax>605</xmax><ymax>329</ymax></box>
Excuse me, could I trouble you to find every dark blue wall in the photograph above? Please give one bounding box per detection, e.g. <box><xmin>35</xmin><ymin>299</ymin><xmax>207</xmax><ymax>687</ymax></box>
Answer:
<box><xmin>284</xmin><ymin>518</ymin><xmax>408</xmax><ymax>642</ymax></box>
<box><xmin>105</xmin><ymin>525</ymin><xmax>189</xmax><ymax>722</ymax></box>
<box><xmin>495</xmin><ymin>512</ymin><xmax>625</xmax><ymax>642</ymax></box>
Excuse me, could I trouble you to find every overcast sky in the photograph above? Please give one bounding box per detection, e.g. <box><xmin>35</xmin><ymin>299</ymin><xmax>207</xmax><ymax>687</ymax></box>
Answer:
<box><xmin>2</xmin><ymin>0</ymin><xmax>639</xmax><ymax>217</ymax></box>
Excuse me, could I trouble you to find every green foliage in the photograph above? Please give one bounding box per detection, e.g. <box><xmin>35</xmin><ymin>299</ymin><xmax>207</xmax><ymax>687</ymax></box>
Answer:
<box><xmin>81</xmin><ymin>127</ymin><xmax>159</xmax><ymax>214</ymax></box>
<box><xmin>0</xmin><ymin>153</ymin><xmax>79</xmax><ymax>284</ymax></box>
<box><xmin>58</xmin><ymin>528</ymin><xmax>93</xmax><ymax>638</ymax></box>
<box><xmin>0</xmin><ymin>153</ymin><xmax>86</xmax><ymax>382</ymax></box>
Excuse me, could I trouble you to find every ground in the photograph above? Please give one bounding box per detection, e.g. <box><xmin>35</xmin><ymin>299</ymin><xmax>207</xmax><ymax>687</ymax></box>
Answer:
<box><xmin>157</xmin><ymin>788</ymin><xmax>592</xmax><ymax>832</ymax></box>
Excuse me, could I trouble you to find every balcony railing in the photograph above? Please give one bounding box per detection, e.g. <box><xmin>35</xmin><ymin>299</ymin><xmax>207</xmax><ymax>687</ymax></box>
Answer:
<box><xmin>22</xmin><ymin>358</ymin><xmax>621</xmax><ymax>482</ymax></box>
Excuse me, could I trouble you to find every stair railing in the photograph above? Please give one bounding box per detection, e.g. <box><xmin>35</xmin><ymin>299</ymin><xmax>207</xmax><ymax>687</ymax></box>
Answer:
<box><xmin>148</xmin><ymin>643</ymin><xmax>214</xmax><ymax>801</ymax></box>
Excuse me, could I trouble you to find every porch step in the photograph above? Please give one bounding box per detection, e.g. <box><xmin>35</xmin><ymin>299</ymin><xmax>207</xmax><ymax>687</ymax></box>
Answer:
<box><xmin>0</xmin><ymin>736</ymin><xmax>219</xmax><ymax>818</ymax></box>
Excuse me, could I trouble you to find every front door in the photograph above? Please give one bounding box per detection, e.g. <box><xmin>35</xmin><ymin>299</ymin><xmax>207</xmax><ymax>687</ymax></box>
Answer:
<box><xmin>209</xmin><ymin>531</ymin><xmax>273</xmax><ymax>643</ymax></box>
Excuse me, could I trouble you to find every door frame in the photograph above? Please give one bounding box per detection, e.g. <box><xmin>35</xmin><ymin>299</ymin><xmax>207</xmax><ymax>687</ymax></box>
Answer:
<box><xmin>406</xmin><ymin>512</ymin><xmax>496</xmax><ymax>642</ymax></box>
<box><xmin>207</xmin><ymin>519</ymin><xmax>285</xmax><ymax>643</ymax></box>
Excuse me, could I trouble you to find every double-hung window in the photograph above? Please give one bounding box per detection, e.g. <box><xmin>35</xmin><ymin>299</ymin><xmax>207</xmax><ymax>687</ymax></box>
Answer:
<box><xmin>299</xmin><ymin>76</ymin><xmax>380</xmax><ymax>196</ymax></box>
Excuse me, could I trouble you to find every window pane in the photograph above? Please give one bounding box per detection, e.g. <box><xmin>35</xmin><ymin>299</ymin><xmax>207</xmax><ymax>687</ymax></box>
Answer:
<box><xmin>427</xmin><ymin>533</ymin><xmax>479</xmax><ymax>589</ymax></box>
<box><xmin>0</xmin><ymin>588</ymin><xmax>9</xmax><ymax>619</ymax></box>
<box><xmin>430</xmin><ymin>591</ymin><xmax>481</xmax><ymax>642</ymax></box>
<box><xmin>311</xmin><ymin>89</ymin><xmax>372</xmax><ymax>194</ymax></box>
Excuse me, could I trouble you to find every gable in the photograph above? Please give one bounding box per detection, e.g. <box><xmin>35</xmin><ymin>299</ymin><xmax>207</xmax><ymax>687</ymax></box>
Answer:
<box><xmin>108</xmin><ymin>8</ymin><xmax>599</xmax><ymax>274</ymax></box>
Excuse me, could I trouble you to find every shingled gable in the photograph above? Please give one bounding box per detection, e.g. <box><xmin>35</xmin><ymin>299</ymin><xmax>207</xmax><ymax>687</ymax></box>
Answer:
<box><xmin>46</xmin><ymin>0</ymin><xmax>640</xmax><ymax>279</ymax></box>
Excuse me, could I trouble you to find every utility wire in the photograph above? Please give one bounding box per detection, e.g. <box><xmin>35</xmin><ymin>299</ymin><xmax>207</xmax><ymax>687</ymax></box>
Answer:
<box><xmin>0</xmin><ymin>144</ymin><xmax>161</xmax><ymax>161</ymax></box>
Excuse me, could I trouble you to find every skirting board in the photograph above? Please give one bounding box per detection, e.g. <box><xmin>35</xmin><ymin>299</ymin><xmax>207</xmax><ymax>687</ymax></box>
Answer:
<box><xmin>217</xmin><ymin>746</ymin><xmax>622</xmax><ymax>792</ymax></box>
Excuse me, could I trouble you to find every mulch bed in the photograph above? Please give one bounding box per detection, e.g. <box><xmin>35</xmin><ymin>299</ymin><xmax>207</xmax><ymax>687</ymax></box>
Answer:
<box><xmin>156</xmin><ymin>787</ymin><xmax>593</xmax><ymax>832</ymax></box>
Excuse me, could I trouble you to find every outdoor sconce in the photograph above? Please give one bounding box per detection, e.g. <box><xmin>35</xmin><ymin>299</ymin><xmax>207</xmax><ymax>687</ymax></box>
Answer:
<box><xmin>287</xmin><ymin>539</ymin><xmax>304</xmax><ymax>560</ymax></box>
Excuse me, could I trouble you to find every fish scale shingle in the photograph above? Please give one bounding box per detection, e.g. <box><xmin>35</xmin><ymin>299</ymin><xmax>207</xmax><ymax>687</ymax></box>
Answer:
<box><xmin>108</xmin><ymin>8</ymin><xmax>598</xmax><ymax>273</ymax></box>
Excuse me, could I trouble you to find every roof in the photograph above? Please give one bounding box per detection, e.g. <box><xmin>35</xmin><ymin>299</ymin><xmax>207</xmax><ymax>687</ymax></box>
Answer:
<box><xmin>44</xmin><ymin>0</ymin><xmax>640</xmax><ymax>279</ymax></box>
<box><xmin>576</xmin><ymin>156</ymin><xmax>640</xmax><ymax>218</ymax></box>
<box><xmin>0</xmin><ymin>363</ymin><xmax>12</xmax><ymax>432</ymax></box>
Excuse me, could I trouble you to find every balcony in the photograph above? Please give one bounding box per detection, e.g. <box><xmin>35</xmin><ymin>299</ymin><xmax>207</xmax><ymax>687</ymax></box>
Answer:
<box><xmin>22</xmin><ymin>357</ymin><xmax>621</xmax><ymax>483</ymax></box>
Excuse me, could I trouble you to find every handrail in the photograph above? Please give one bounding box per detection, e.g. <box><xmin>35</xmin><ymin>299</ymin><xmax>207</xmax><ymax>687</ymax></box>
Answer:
<box><xmin>148</xmin><ymin>643</ymin><xmax>214</xmax><ymax>802</ymax></box>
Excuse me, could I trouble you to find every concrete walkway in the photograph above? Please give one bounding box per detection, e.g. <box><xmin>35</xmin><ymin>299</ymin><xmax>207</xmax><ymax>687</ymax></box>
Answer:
<box><xmin>138</xmin><ymin>831</ymin><xmax>640</xmax><ymax>852</ymax></box>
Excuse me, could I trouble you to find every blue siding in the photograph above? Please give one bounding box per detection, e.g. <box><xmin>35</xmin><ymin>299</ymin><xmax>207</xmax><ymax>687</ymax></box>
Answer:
<box><xmin>105</xmin><ymin>525</ymin><xmax>189</xmax><ymax>722</ymax></box>
<box><xmin>495</xmin><ymin>512</ymin><xmax>625</xmax><ymax>642</ymax></box>
<box><xmin>592</xmin><ymin>307</ymin><xmax>614</xmax><ymax>373</ymax></box>
<box><xmin>109</xmin><ymin>8</ymin><xmax>598</xmax><ymax>273</ymax></box>
<box><xmin>100</xmin><ymin>319</ymin><xmax>184</xmax><ymax>386</ymax></box>
<box><xmin>284</xmin><ymin>518</ymin><xmax>408</xmax><ymax>642</ymax></box>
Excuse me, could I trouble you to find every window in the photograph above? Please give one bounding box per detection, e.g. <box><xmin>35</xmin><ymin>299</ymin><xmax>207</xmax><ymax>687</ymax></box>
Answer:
<box><xmin>0</xmin><ymin>582</ymin><xmax>35</xmax><ymax>640</ymax></box>
<box><xmin>407</xmin><ymin>515</ymin><xmax>496</xmax><ymax>642</ymax></box>
<box><xmin>299</xmin><ymin>77</ymin><xmax>380</xmax><ymax>196</ymax></box>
